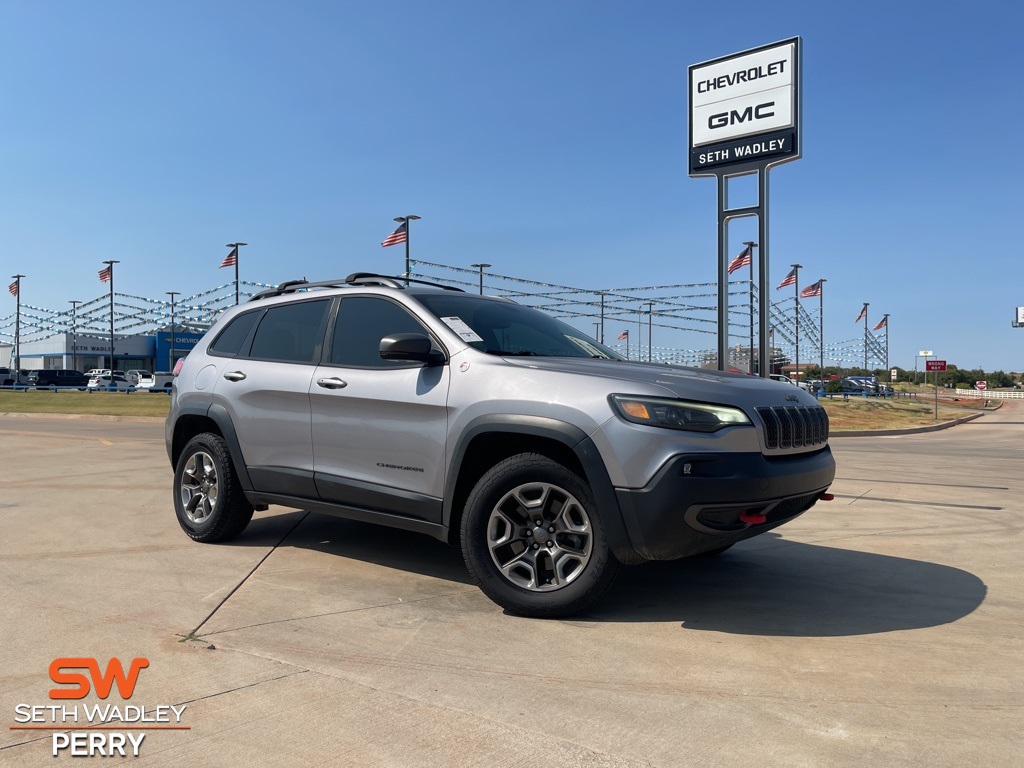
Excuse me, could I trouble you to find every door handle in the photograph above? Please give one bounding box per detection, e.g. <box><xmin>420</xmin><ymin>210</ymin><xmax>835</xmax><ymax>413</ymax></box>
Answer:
<box><xmin>316</xmin><ymin>377</ymin><xmax>348</xmax><ymax>390</ymax></box>
<box><xmin>223</xmin><ymin>371</ymin><xmax>247</xmax><ymax>382</ymax></box>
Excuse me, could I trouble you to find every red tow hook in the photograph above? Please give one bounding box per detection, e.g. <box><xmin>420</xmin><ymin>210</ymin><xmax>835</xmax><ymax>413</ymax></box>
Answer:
<box><xmin>820</xmin><ymin>493</ymin><xmax>835</xmax><ymax>501</ymax></box>
<box><xmin>740</xmin><ymin>511</ymin><xmax>767</xmax><ymax>524</ymax></box>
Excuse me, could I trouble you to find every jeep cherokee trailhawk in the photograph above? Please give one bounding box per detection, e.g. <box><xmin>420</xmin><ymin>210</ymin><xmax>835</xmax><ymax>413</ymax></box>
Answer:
<box><xmin>167</xmin><ymin>273</ymin><xmax>835</xmax><ymax>617</ymax></box>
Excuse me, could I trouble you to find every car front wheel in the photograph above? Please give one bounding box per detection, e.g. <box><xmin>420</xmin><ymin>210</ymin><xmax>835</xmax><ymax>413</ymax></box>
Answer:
<box><xmin>173</xmin><ymin>433</ymin><xmax>253</xmax><ymax>543</ymax></box>
<box><xmin>461</xmin><ymin>453</ymin><xmax>620</xmax><ymax>618</ymax></box>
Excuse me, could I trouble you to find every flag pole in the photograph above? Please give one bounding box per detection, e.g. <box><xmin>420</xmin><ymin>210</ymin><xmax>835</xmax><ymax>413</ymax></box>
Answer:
<box><xmin>862</xmin><ymin>302</ymin><xmax>870</xmax><ymax>372</ymax></box>
<box><xmin>883</xmin><ymin>314</ymin><xmax>890</xmax><ymax>373</ymax></box>
<box><xmin>11</xmin><ymin>275</ymin><xmax>24</xmax><ymax>374</ymax></box>
<box><xmin>225</xmin><ymin>243</ymin><xmax>247</xmax><ymax>305</ymax></box>
<box><xmin>791</xmin><ymin>263</ymin><xmax>802</xmax><ymax>383</ymax></box>
<box><xmin>103</xmin><ymin>261</ymin><xmax>120</xmax><ymax>370</ymax></box>
<box><xmin>393</xmin><ymin>215</ymin><xmax>421</xmax><ymax>285</ymax></box>
<box><xmin>818</xmin><ymin>279</ymin><xmax>827</xmax><ymax>383</ymax></box>
<box><xmin>743</xmin><ymin>242</ymin><xmax>756</xmax><ymax>373</ymax></box>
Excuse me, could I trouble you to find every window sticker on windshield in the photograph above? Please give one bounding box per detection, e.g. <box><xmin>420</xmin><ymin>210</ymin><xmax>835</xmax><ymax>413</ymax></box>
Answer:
<box><xmin>440</xmin><ymin>316</ymin><xmax>484</xmax><ymax>343</ymax></box>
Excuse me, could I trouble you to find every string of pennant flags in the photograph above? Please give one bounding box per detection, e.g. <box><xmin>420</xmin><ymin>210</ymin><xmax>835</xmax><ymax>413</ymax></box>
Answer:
<box><xmin>1</xmin><ymin>247</ymin><xmax>890</xmax><ymax>370</ymax></box>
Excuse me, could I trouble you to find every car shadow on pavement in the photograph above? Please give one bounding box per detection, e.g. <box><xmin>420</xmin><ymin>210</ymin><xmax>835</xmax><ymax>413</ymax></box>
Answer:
<box><xmin>234</xmin><ymin>510</ymin><xmax>474</xmax><ymax>586</ymax></box>
<box><xmin>232</xmin><ymin>513</ymin><xmax>986</xmax><ymax>636</ymax></box>
<box><xmin>588</xmin><ymin>534</ymin><xmax>987</xmax><ymax>635</ymax></box>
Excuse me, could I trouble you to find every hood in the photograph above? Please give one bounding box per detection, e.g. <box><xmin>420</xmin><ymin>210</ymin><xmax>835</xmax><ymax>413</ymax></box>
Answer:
<box><xmin>499</xmin><ymin>357</ymin><xmax>821</xmax><ymax>408</ymax></box>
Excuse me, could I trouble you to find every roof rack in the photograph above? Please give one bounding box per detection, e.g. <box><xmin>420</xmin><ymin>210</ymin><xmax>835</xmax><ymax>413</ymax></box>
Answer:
<box><xmin>344</xmin><ymin>272</ymin><xmax>464</xmax><ymax>292</ymax></box>
<box><xmin>248</xmin><ymin>272</ymin><xmax>463</xmax><ymax>301</ymax></box>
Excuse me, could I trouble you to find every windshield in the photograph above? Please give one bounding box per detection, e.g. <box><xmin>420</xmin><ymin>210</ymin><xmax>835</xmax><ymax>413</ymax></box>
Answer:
<box><xmin>416</xmin><ymin>294</ymin><xmax>624</xmax><ymax>360</ymax></box>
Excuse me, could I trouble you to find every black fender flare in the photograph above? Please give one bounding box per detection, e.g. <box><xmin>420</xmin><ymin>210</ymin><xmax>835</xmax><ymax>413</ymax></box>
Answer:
<box><xmin>443</xmin><ymin>415</ymin><xmax>638</xmax><ymax>564</ymax></box>
<box><xmin>172</xmin><ymin>402</ymin><xmax>254</xmax><ymax>493</ymax></box>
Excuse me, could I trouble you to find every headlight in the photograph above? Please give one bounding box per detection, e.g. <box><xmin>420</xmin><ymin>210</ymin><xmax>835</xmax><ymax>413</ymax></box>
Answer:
<box><xmin>609</xmin><ymin>395</ymin><xmax>751</xmax><ymax>433</ymax></box>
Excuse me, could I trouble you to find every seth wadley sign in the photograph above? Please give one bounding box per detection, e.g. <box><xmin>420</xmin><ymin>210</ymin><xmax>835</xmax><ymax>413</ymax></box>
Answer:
<box><xmin>689</xmin><ymin>40</ymin><xmax>799</xmax><ymax>173</ymax></box>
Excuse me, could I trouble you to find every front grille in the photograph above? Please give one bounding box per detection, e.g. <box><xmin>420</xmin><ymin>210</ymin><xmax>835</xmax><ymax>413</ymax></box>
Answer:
<box><xmin>756</xmin><ymin>406</ymin><xmax>829</xmax><ymax>450</ymax></box>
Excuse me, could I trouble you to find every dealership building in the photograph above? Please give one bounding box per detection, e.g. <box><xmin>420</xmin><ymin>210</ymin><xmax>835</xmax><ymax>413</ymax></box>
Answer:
<box><xmin>0</xmin><ymin>329</ymin><xmax>205</xmax><ymax>373</ymax></box>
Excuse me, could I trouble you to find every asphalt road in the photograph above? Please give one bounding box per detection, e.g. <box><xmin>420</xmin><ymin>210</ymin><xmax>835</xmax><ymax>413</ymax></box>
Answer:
<box><xmin>1</xmin><ymin>406</ymin><xmax>1021</xmax><ymax>766</ymax></box>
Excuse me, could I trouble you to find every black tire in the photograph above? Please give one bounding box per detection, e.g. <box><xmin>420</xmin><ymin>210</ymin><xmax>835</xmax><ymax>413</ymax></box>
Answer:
<box><xmin>461</xmin><ymin>453</ymin><xmax>620</xmax><ymax>618</ymax></box>
<box><xmin>173</xmin><ymin>432</ymin><xmax>253</xmax><ymax>543</ymax></box>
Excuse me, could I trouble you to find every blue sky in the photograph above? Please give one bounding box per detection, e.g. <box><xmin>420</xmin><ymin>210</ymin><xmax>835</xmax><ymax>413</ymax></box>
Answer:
<box><xmin>1</xmin><ymin>0</ymin><xmax>1022</xmax><ymax>372</ymax></box>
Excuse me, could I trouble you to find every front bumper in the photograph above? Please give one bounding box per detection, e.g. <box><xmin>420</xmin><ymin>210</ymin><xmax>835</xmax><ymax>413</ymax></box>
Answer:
<box><xmin>614</xmin><ymin>447</ymin><xmax>835</xmax><ymax>561</ymax></box>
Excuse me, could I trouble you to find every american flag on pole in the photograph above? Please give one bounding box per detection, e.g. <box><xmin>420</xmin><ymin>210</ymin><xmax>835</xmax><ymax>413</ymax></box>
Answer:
<box><xmin>800</xmin><ymin>280</ymin><xmax>822</xmax><ymax>298</ymax></box>
<box><xmin>7</xmin><ymin>281</ymin><xmax>17</xmax><ymax>297</ymax></box>
<box><xmin>617</xmin><ymin>330</ymin><xmax>629</xmax><ymax>340</ymax></box>
<box><xmin>381</xmin><ymin>221</ymin><xmax>408</xmax><ymax>247</ymax></box>
<box><xmin>776</xmin><ymin>268</ymin><xmax>797</xmax><ymax>290</ymax></box>
<box><xmin>873</xmin><ymin>316</ymin><xmax>888</xmax><ymax>331</ymax></box>
<box><xmin>98</xmin><ymin>266</ymin><xmax>112</xmax><ymax>283</ymax></box>
<box><xmin>220</xmin><ymin>246</ymin><xmax>238</xmax><ymax>269</ymax></box>
<box><xmin>855</xmin><ymin>305</ymin><xmax>867</xmax><ymax>323</ymax></box>
<box><xmin>727</xmin><ymin>245</ymin><xmax>753</xmax><ymax>275</ymax></box>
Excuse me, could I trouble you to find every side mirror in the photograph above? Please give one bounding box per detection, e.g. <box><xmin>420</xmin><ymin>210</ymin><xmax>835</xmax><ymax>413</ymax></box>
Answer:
<box><xmin>379</xmin><ymin>333</ymin><xmax>445</xmax><ymax>365</ymax></box>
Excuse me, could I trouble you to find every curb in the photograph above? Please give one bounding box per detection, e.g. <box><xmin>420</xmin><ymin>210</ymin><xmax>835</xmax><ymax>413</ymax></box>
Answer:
<box><xmin>830</xmin><ymin>410</ymin><xmax>988</xmax><ymax>438</ymax></box>
<box><xmin>0</xmin><ymin>412</ymin><xmax>165</xmax><ymax>424</ymax></box>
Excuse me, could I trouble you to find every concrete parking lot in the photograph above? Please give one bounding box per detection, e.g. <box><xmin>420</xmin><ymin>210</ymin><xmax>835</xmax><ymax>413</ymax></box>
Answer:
<box><xmin>1</xmin><ymin>406</ymin><xmax>1021</xmax><ymax>766</ymax></box>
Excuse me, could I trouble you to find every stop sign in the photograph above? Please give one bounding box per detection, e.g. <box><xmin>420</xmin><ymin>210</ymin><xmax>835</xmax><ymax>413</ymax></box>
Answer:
<box><xmin>976</xmin><ymin>381</ymin><xmax>988</xmax><ymax>391</ymax></box>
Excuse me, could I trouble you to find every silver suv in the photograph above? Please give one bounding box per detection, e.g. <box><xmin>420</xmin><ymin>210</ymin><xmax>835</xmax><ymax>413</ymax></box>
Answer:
<box><xmin>167</xmin><ymin>273</ymin><xmax>835</xmax><ymax>617</ymax></box>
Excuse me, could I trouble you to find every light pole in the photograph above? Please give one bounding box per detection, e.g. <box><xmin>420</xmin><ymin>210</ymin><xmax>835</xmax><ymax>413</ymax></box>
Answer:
<box><xmin>10</xmin><ymin>275</ymin><xmax>24</xmax><ymax>374</ymax></box>
<box><xmin>394</xmin><ymin>215</ymin><xmax>421</xmax><ymax>285</ymax></box>
<box><xmin>599</xmin><ymin>293</ymin><xmax>606</xmax><ymax>344</ymax></box>
<box><xmin>102</xmin><ymin>261</ymin><xmax>119</xmax><ymax>370</ymax></box>
<box><xmin>69</xmin><ymin>300</ymin><xmax>82</xmax><ymax>371</ymax></box>
<box><xmin>470</xmin><ymin>263</ymin><xmax>491</xmax><ymax>295</ymax></box>
<box><xmin>637</xmin><ymin>305</ymin><xmax>643</xmax><ymax>361</ymax></box>
<box><xmin>225</xmin><ymin>243</ymin><xmax>246</xmax><ymax>305</ymax></box>
<box><xmin>166</xmin><ymin>291</ymin><xmax>180</xmax><ymax>370</ymax></box>
<box><xmin>592</xmin><ymin>322</ymin><xmax>600</xmax><ymax>339</ymax></box>
<box><xmin>646</xmin><ymin>301</ymin><xmax>654</xmax><ymax>362</ymax></box>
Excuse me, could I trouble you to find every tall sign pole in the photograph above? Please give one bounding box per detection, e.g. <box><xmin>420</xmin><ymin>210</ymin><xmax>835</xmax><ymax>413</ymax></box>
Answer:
<box><xmin>689</xmin><ymin>38</ymin><xmax>802</xmax><ymax>376</ymax></box>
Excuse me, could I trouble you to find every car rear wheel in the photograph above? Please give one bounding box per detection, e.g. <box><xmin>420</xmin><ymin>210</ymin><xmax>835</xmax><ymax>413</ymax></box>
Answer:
<box><xmin>173</xmin><ymin>433</ymin><xmax>253</xmax><ymax>543</ymax></box>
<box><xmin>461</xmin><ymin>453</ymin><xmax>619</xmax><ymax>618</ymax></box>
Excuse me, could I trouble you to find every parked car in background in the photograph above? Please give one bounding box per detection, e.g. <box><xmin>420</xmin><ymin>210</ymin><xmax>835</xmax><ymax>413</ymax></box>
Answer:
<box><xmin>87</xmin><ymin>373</ymin><xmax>132</xmax><ymax>390</ymax></box>
<box><xmin>1</xmin><ymin>368</ymin><xmax>32</xmax><ymax>386</ymax></box>
<box><xmin>126</xmin><ymin>370</ymin><xmax>155</xmax><ymax>387</ymax></box>
<box><xmin>146</xmin><ymin>372</ymin><xmax>175</xmax><ymax>391</ymax></box>
<box><xmin>27</xmin><ymin>370</ymin><xmax>89</xmax><ymax>389</ymax></box>
<box><xmin>838</xmin><ymin>378</ymin><xmax>871</xmax><ymax>394</ymax></box>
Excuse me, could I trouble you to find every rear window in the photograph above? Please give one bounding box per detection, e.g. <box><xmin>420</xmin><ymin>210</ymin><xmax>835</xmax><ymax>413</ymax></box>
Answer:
<box><xmin>248</xmin><ymin>300</ymin><xmax>330</xmax><ymax>364</ymax></box>
<box><xmin>209</xmin><ymin>310</ymin><xmax>262</xmax><ymax>357</ymax></box>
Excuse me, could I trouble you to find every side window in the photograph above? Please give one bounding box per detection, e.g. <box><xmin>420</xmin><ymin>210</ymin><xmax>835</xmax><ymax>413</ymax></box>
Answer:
<box><xmin>330</xmin><ymin>297</ymin><xmax>431</xmax><ymax>367</ymax></box>
<box><xmin>248</xmin><ymin>300</ymin><xmax>330</xmax><ymax>364</ymax></box>
<box><xmin>209</xmin><ymin>310</ymin><xmax>261</xmax><ymax>357</ymax></box>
